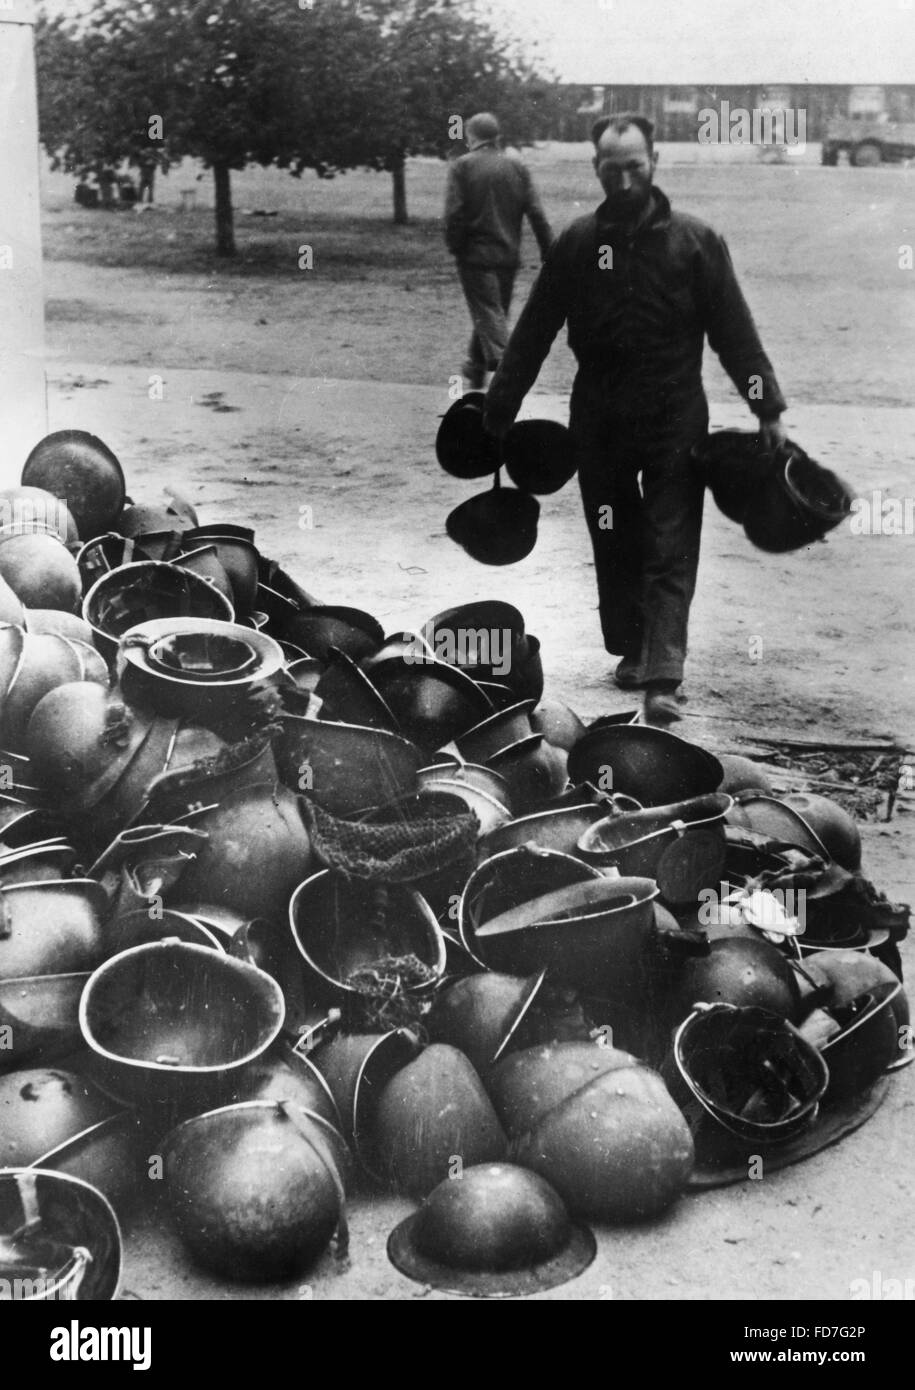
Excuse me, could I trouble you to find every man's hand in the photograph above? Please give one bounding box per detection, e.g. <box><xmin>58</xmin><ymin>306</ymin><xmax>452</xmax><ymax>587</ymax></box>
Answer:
<box><xmin>758</xmin><ymin>417</ymin><xmax>788</xmax><ymax>452</ymax></box>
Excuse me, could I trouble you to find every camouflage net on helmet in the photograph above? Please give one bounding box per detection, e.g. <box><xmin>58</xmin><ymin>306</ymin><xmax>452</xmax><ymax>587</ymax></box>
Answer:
<box><xmin>299</xmin><ymin>796</ymin><xmax>478</xmax><ymax>1037</ymax></box>
<box><xmin>299</xmin><ymin>796</ymin><xmax>479</xmax><ymax>883</ymax></box>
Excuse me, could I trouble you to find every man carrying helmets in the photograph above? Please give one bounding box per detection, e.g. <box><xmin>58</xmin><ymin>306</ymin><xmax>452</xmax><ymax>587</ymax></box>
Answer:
<box><xmin>482</xmin><ymin>114</ymin><xmax>788</xmax><ymax>726</ymax></box>
<box><xmin>444</xmin><ymin>112</ymin><xmax>555</xmax><ymax>391</ymax></box>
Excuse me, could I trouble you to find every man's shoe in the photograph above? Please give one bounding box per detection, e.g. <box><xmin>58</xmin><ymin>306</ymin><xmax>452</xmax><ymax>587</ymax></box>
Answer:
<box><xmin>642</xmin><ymin>688</ymin><xmax>683</xmax><ymax>727</ymax></box>
<box><xmin>613</xmin><ymin>657</ymin><xmax>644</xmax><ymax>691</ymax></box>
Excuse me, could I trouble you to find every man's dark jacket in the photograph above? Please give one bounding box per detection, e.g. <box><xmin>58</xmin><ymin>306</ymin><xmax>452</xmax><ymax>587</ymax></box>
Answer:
<box><xmin>444</xmin><ymin>144</ymin><xmax>554</xmax><ymax>269</ymax></box>
<box><xmin>485</xmin><ymin>186</ymin><xmax>786</xmax><ymax>433</ymax></box>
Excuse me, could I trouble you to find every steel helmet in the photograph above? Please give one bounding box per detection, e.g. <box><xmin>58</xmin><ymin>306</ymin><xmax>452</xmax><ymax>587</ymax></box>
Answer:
<box><xmin>371</xmin><ymin>1044</ymin><xmax>507</xmax><ymax>1198</ymax></box>
<box><xmin>665</xmin><ymin>935</ymin><xmax>804</xmax><ymax>1028</ymax></box>
<box><xmin>782</xmin><ymin>792</ymin><xmax>861</xmax><ymax>872</ymax></box>
<box><xmin>163</xmin><ymin>1100</ymin><xmax>348</xmax><ymax>1281</ymax></box>
<box><xmin>435</xmin><ymin>394</ymin><xmax>501</xmax><ymax>479</ymax></box>
<box><xmin>800</xmin><ymin>950</ymin><xmax>909</xmax><ymax>1071</ymax></box>
<box><xmin>426</xmin><ymin>970</ymin><xmax>546</xmax><ymax>1081</ymax></box>
<box><xmin>22</xmin><ymin>429</ymin><xmax>126</xmax><ymax>540</ymax></box>
<box><xmin>446</xmin><ymin>485</ymin><xmax>540</xmax><ymax>566</ymax></box>
<box><xmin>500</xmin><ymin>1048</ymin><xmax>695</xmax><ymax>1222</ymax></box>
<box><xmin>79</xmin><ymin>939</ymin><xmax>286</xmax><ymax>1109</ymax></box>
<box><xmin>0</xmin><ymin>1167</ymin><xmax>122</xmax><ymax>1299</ymax></box>
<box><xmin>743</xmin><ymin>442</ymin><xmax>853</xmax><ymax>552</ymax></box>
<box><xmin>502</xmin><ymin>419</ymin><xmax>576</xmax><ymax>495</ymax></box>
<box><xmin>568</xmin><ymin>722</ymin><xmax>723</xmax><ymax>808</ymax></box>
<box><xmin>691</xmin><ymin>429</ymin><xmax>768</xmax><ymax>525</ymax></box>
<box><xmin>802</xmin><ymin>980</ymin><xmax>902</xmax><ymax>1101</ymax></box>
<box><xmin>664</xmin><ymin>1002</ymin><xmax>828</xmax><ymax>1150</ymax></box>
<box><xmin>388</xmin><ymin>1162</ymin><xmax>595</xmax><ymax>1297</ymax></box>
<box><xmin>0</xmin><ymin>533</ymin><xmax>82</xmax><ymax>613</ymax></box>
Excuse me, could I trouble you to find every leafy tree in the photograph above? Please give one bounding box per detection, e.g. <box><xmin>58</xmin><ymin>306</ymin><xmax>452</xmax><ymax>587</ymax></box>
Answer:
<box><xmin>35</xmin><ymin>7</ymin><xmax>166</xmax><ymax>190</ymax></box>
<box><xmin>34</xmin><ymin>0</ymin><xmax>556</xmax><ymax>247</ymax></box>
<box><xmin>36</xmin><ymin>0</ymin><xmax>381</xmax><ymax>255</ymax></box>
<box><xmin>352</xmin><ymin>0</ymin><xmax>560</xmax><ymax>223</ymax></box>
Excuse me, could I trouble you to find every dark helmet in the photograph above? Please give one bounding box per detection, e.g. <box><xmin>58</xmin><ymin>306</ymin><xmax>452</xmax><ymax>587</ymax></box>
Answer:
<box><xmin>372</xmin><ymin>1044</ymin><xmax>507</xmax><ymax>1198</ymax></box>
<box><xmin>743</xmin><ymin>441</ymin><xmax>853</xmax><ymax>552</ymax></box>
<box><xmin>435</xmin><ymin>395</ymin><xmax>500</xmax><ymax>479</ymax></box>
<box><xmin>162</xmin><ymin>1101</ymin><xmax>348</xmax><ymax>1281</ymax></box>
<box><xmin>801</xmin><ymin>950</ymin><xmax>909</xmax><ymax>1056</ymax></box>
<box><xmin>691</xmin><ymin>428</ymin><xmax>768</xmax><ymax>524</ymax></box>
<box><xmin>664</xmin><ymin>1002</ymin><xmax>828</xmax><ymax>1149</ymax></box>
<box><xmin>387</xmin><ymin>1162</ymin><xmax>595</xmax><ymax>1296</ymax></box>
<box><xmin>446</xmin><ymin>486</ymin><xmax>540</xmax><ymax>566</ymax></box>
<box><xmin>0</xmin><ymin>1167</ymin><xmax>122</xmax><ymax>1299</ymax></box>
<box><xmin>666</xmin><ymin>936</ymin><xmax>804</xmax><ymax>1027</ymax></box>
<box><xmin>22</xmin><ymin>429</ymin><xmax>126</xmax><ymax>540</ymax></box>
<box><xmin>427</xmin><ymin>970</ymin><xmax>546</xmax><ymax>1081</ymax></box>
<box><xmin>502</xmin><ymin>419</ymin><xmax>576</xmax><ymax>495</ymax></box>
<box><xmin>567</xmin><ymin>722</ymin><xmax>722</xmax><ymax>808</ymax></box>
<box><xmin>803</xmin><ymin>981</ymin><xmax>902</xmax><ymax>1101</ymax></box>
<box><xmin>781</xmin><ymin>792</ymin><xmax>861</xmax><ymax>872</ymax></box>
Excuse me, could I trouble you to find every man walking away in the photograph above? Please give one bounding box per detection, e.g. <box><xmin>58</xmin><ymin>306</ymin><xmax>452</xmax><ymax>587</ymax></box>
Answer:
<box><xmin>444</xmin><ymin>112</ymin><xmax>554</xmax><ymax>391</ymax></box>
<box><xmin>483</xmin><ymin>113</ymin><xmax>787</xmax><ymax>726</ymax></box>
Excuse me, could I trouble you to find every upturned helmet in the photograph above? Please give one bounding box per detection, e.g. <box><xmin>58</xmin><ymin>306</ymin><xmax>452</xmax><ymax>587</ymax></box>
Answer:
<box><xmin>664</xmin><ymin>1002</ymin><xmax>828</xmax><ymax>1148</ymax></box>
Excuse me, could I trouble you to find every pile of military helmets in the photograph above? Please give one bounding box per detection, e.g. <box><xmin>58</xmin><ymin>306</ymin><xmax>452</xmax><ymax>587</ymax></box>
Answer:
<box><xmin>0</xmin><ymin>429</ymin><xmax>907</xmax><ymax>1300</ymax></box>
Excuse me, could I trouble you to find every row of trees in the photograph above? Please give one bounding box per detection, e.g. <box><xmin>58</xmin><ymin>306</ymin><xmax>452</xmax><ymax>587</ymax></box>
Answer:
<box><xmin>36</xmin><ymin>0</ymin><xmax>562</xmax><ymax>255</ymax></box>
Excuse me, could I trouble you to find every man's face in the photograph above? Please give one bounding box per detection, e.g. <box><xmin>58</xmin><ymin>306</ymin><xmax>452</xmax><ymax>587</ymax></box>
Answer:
<box><xmin>593</xmin><ymin>124</ymin><xmax>657</xmax><ymax>221</ymax></box>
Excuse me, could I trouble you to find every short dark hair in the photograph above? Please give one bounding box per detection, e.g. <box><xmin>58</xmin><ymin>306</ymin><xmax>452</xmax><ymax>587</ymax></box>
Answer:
<box><xmin>591</xmin><ymin>112</ymin><xmax>655</xmax><ymax>154</ymax></box>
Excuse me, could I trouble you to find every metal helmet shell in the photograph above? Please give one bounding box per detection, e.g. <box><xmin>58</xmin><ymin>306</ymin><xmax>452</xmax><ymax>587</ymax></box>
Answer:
<box><xmin>811</xmin><ymin>981</ymin><xmax>902</xmax><ymax>1101</ymax></box>
<box><xmin>163</xmin><ymin>1100</ymin><xmax>347</xmax><ymax>1281</ymax></box>
<box><xmin>388</xmin><ymin>1162</ymin><xmax>596</xmax><ymax>1296</ymax></box>
<box><xmin>372</xmin><ymin>1044</ymin><xmax>507</xmax><ymax>1198</ymax></box>
<box><xmin>664</xmin><ymin>1002</ymin><xmax>828</xmax><ymax>1150</ymax></box>
<box><xmin>22</xmin><ymin>429</ymin><xmax>126</xmax><ymax>539</ymax></box>
<box><xmin>0</xmin><ymin>534</ymin><xmax>82</xmax><ymax>612</ymax></box>
<box><xmin>0</xmin><ymin>1167</ymin><xmax>122</xmax><ymax>1299</ymax></box>
<box><xmin>667</xmin><ymin>936</ymin><xmax>804</xmax><ymax>1027</ymax></box>
<box><xmin>781</xmin><ymin>792</ymin><xmax>861</xmax><ymax>872</ymax></box>
<box><xmin>79</xmin><ymin>939</ymin><xmax>286</xmax><ymax>1108</ymax></box>
<box><xmin>501</xmin><ymin>1047</ymin><xmax>695</xmax><ymax>1222</ymax></box>
<box><xmin>568</xmin><ymin>723</ymin><xmax>723</xmax><ymax>808</ymax></box>
<box><xmin>168</xmin><ymin>781</ymin><xmax>313</xmax><ymax>925</ymax></box>
<box><xmin>427</xmin><ymin>970</ymin><xmax>546</xmax><ymax>1081</ymax></box>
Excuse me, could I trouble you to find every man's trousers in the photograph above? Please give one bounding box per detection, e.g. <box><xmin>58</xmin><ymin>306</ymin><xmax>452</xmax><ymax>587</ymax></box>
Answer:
<box><xmin>457</xmin><ymin>264</ymin><xmax>516</xmax><ymax>378</ymax></box>
<box><xmin>574</xmin><ymin>398</ymin><xmax>709</xmax><ymax>686</ymax></box>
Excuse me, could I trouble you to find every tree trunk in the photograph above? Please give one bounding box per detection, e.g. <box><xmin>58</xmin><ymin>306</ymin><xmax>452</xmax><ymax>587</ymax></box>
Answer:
<box><xmin>213</xmin><ymin>161</ymin><xmax>235</xmax><ymax>257</ymax></box>
<box><xmin>391</xmin><ymin>150</ymin><xmax>408</xmax><ymax>225</ymax></box>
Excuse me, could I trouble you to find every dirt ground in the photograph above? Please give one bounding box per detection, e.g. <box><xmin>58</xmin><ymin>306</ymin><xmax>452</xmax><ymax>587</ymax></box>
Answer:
<box><xmin>30</xmin><ymin>146</ymin><xmax>915</xmax><ymax>1301</ymax></box>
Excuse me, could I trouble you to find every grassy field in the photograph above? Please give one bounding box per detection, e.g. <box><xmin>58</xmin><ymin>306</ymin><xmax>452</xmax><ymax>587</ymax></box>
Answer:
<box><xmin>41</xmin><ymin>145</ymin><xmax>915</xmax><ymax>406</ymax></box>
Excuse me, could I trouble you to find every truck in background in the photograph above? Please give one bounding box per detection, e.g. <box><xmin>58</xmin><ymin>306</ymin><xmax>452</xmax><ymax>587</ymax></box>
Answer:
<box><xmin>821</xmin><ymin>116</ymin><xmax>915</xmax><ymax>166</ymax></box>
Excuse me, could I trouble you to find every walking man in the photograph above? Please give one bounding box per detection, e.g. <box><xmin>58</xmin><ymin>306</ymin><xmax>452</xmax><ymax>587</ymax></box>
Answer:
<box><xmin>444</xmin><ymin>112</ymin><xmax>554</xmax><ymax>390</ymax></box>
<box><xmin>483</xmin><ymin>113</ymin><xmax>788</xmax><ymax>725</ymax></box>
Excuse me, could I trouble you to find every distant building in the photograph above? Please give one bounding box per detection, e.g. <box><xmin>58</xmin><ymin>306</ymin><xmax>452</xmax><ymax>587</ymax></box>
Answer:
<box><xmin>552</xmin><ymin>84</ymin><xmax>915</xmax><ymax>142</ymax></box>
